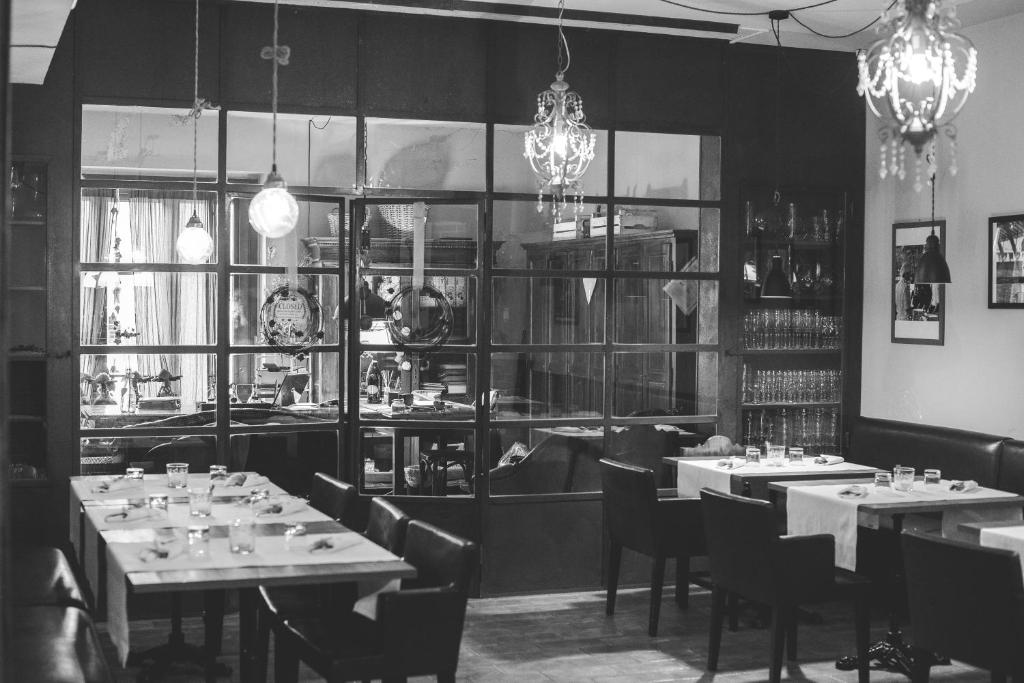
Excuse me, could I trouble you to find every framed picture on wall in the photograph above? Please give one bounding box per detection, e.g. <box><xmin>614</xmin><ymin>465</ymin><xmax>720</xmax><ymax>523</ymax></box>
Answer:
<box><xmin>892</xmin><ymin>220</ymin><xmax>945</xmax><ymax>345</ymax></box>
<box><xmin>988</xmin><ymin>213</ymin><xmax>1024</xmax><ymax>308</ymax></box>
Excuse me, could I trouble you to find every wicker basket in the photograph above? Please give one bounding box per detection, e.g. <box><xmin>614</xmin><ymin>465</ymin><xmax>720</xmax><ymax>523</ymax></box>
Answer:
<box><xmin>364</xmin><ymin>203</ymin><xmax>417</xmax><ymax>238</ymax></box>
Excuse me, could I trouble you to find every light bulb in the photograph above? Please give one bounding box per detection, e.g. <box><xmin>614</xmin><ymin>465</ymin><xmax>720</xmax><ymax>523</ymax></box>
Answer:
<box><xmin>249</xmin><ymin>171</ymin><xmax>299</xmax><ymax>238</ymax></box>
<box><xmin>176</xmin><ymin>212</ymin><xmax>215</xmax><ymax>264</ymax></box>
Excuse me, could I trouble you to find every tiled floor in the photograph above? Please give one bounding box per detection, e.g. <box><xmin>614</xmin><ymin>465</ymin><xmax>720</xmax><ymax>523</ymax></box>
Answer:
<box><xmin>100</xmin><ymin>585</ymin><xmax>988</xmax><ymax>682</ymax></box>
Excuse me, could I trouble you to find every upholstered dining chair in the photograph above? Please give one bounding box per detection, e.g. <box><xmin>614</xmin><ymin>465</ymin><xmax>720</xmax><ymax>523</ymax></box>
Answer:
<box><xmin>255</xmin><ymin>494</ymin><xmax>410</xmax><ymax>682</ymax></box>
<box><xmin>308</xmin><ymin>472</ymin><xmax>359</xmax><ymax>524</ymax></box>
<box><xmin>599</xmin><ymin>458</ymin><xmax>705</xmax><ymax>636</ymax></box>
<box><xmin>272</xmin><ymin>519</ymin><xmax>478</xmax><ymax>683</ymax></box>
<box><xmin>700</xmin><ymin>488</ymin><xmax>871</xmax><ymax>683</ymax></box>
<box><xmin>902</xmin><ymin>530</ymin><xmax>1024</xmax><ymax>682</ymax></box>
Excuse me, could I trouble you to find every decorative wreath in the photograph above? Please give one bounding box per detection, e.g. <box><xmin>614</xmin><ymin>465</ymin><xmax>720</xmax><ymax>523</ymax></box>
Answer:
<box><xmin>259</xmin><ymin>285</ymin><xmax>326</xmax><ymax>360</ymax></box>
<box><xmin>384</xmin><ymin>284</ymin><xmax>454</xmax><ymax>352</ymax></box>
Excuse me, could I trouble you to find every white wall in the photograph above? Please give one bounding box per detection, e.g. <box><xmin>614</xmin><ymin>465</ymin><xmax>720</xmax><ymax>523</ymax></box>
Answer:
<box><xmin>861</xmin><ymin>11</ymin><xmax>1024</xmax><ymax>437</ymax></box>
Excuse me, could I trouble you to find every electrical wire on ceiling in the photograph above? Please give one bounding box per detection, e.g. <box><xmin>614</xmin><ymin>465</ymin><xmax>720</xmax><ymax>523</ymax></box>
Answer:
<box><xmin>656</xmin><ymin>0</ymin><xmax>898</xmax><ymax>40</ymax></box>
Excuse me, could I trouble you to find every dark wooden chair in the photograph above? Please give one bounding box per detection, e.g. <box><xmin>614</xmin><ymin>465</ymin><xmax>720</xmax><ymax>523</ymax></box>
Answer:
<box><xmin>599</xmin><ymin>458</ymin><xmax>705</xmax><ymax>636</ymax></box>
<box><xmin>273</xmin><ymin>519</ymin><xmax>478</xmax><ymax>683</ymax></box>
<box><xmin>7</xmin><ymin>606</ymin><xmax>113</xmax><ymax>682</ymax></box>
<box><xmin>12</xmin><ymin>547</ymin><xmax>90</xmax><ymax>612</ymax></box>
<box><xmin>255</xmin><ymin>495</ymin><xmax>410</xmax><ymax>683</ymax></box>
<box><xmin>700</xmin><ymin>488</ymin><xmax>871</xmax><ymax>683</ymax></box>
<box><xmin>308</xmin><ymin>472</ymin><xmax>359</xmax><ymax>524</ymax></box>
<box><xmin>902</xmin><ymin>530</ymin><xmax>1024</xmax><ymax>682</ymax></box>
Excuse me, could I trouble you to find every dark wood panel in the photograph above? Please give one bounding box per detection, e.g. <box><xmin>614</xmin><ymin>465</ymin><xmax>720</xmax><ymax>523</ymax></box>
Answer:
<box><xmin>220</xmin><ymin>3</ymin><xmax>358</xmax><ymax>112</ymax></box>
<box><xmin>77</xmin><ymin>0</ymin><xmax>219</xmax><ymax>102</ymax></box>
<box><xmin>615</xmin><ymin>34</ymin><xmax>725</xmax><ymax>132</ymax></box>
<box><xmin>483</xmin><ymin>499</ymin><xmax>603</xmax><ymax>595</ymax></box>
<box><xmin>359</xmin><ymin>13</ymin><xmax>487</xmax><ymax>120</ymax></box>
<box><xmin>489</xmin><ymin>23</ymin><xmax>611</xmax><ymax>128</ymax></box>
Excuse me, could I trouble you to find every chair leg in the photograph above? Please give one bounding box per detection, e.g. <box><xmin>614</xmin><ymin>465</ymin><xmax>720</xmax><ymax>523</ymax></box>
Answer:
<box><xmin>855</xmin><ymin>594</ymin><xmax>870</xmax><ymax>683</ymax></box>
<box><xmin>909</xmin><ymin>647</ymin><xmax>932</xmax><ymax>683</ymax></box>
<box><xmin>707</xmin><ymin>585</ymin><xmax>726</xmax><ymax>671</ymax></box>
<box><xmin>272</xmin><ymin>630</ymin><xmax>300</xmax><ymax>683</ymax></box>
<box><xmin>674</xmin><ymin>555</ymin><xmax>690</xmax><ymax>608</ymax></box>
<box><xmin>769</xmin><ymin>606</ymin><xmax>786</xmax><ymax>683</ymax></box>
<box><xmin>727</xmin><ymin>591</ymin><xmax>739</xmax><ymax>632</ymax></box>
<box><xmin>649</xmin><ymin>554</ymin><xmax>666</xmax><ymax>637</ymax></box>
<box><xmin>254</xmin><ymin>607</ymin><xmax>271</xmax><ymax>683</ymax></box>
<box><xmin>606</xmin><ymin>542</ymin><xmax>622</xmax><ymax>616</ymax></box>
<box><xmin>786</xmin><ymin>607</ymin><xmax>798</xmax><ymax>661</ymax></box>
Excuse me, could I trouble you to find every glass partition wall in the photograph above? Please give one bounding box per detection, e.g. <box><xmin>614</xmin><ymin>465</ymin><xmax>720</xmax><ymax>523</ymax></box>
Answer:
<box><xmin>77</xmin><ymin>104</ymin><xmax>723</xmax><ymax>500</ymax></box>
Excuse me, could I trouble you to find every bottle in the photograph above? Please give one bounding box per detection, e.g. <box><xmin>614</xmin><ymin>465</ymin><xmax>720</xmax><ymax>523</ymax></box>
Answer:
<box><xmin>365</xmin><ymin>360</ymin><xmax>382</xmax><ymax>404</ymax></box>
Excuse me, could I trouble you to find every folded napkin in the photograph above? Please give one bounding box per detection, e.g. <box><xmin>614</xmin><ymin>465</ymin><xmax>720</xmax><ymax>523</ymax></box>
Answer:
<box><xmin>948</xmin><ymin>480</ymin><xmax>979</xmax><ymax>493</ymax></box>
<box><xmin>104</xmin><ymin>506</ymin><xmax>153</xmax><ymax>523</ymax></box>
<box><xmin>254</xmin><ymin>496</ymin><xmax>307</xmax><ymax>517</ymax></box>
<box><xmin>352</xmin><ymin>578</ymin><xmax>401</xmax><ymax>621</ymax></box>
<box><xmin>221</xmin><ymin>473</ymin><xmax>269</xmax><ymax>488</ymax></box>
<box><xmin>813</xmin><ymin>455</ymin><xmax>846</xmax><ymax>466</ymax></box>
<box><xmin>92</xmin><ymin>477</ymin><xmax>140</xmax><ymax>494</ymax></box>
<box><xmin>137</xmin><ymin>543</ymin><xmax>185</xmax><ymax>563</ymax></box>
<box><xmin>716</xmin><ymin>457</ymin><xmax>746</xmax><ymax>470</ymax></box>
<box><xmin>837</xmin><ymin>484</ymin><xmax>868</xmax><ymax>498</ymax></box>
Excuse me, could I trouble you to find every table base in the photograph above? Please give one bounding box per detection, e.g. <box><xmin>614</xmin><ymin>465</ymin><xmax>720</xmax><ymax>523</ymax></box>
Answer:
<box><xmin>128</xmin><ymin>591</ymin><xmax>230</xmax><ymax>683</ymax></box>
<box><xmin>835</xmin><ymin>626</ymin><xmax>949</xmax><ymax>678</ymax></box>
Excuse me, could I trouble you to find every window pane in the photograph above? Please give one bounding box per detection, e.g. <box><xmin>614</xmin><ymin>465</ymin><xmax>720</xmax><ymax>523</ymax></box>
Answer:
<box><xmin>80</xmin><ymin>435</ymin><xmax>217</xmax><ymax>476</ymax></box>
<box><xmin>365</xmin><ymin>119</ymin><xmax>485</xmax><ymax>192</ymax></box>
<box><xmin>494</xmin><ymin>124</ymin><xmax>608</xmax><ymax>196</ymax></box>
<box><xmin>81</xmin><ymin>105</ymin><xmax>218</xmax><ymax>181</ymax></box>
<box><xmin>230</xmin><ymin>195</ymin><xmax>346</xmax><ymax>269</ymax></box>
<box><xmin>227</xmin><ymin>112</ymin><xmax>357</xmax><ymax>189</ymax></box>
<box><xmin>230</xmin><ymin>352</ymin><xmax>342</xmax><ymax>408</ymax></box>
<box><xmin>358</xmin><ymin>426</ymin><xmax>474</xmax><ymax>497</ymax></box>
<box><xmin>230</xmin><ymin>274</ymin><xmax>340</xmax><ymax>346</ymax></box>
<box><xmin>230</xmin><ymin>431</ymin><xmax>339</xmax><ymax>498</ymax></box>
<box><xmin>357</xmin><ymin>351</ymin><xmax>475</xmax><ymax>417</ymax></box>
<box><xmin>10</xmin><ymin>291</ymin><xmax>45</xmax><ymax>351</ymax></box>
<box><xmin>614</xmin><ymin>132</ymin><xmax>720</xmax><ymax>201</ymax></box>
<box><xmin>358</xmin><ymin>201</ymin><xmax>478</xmax><ymax>269</ymax></box>
<box><xmin>492</xmin><ymin>277</ymin><xmax>604</xmax><ymax>345</ymax></box>
<box><xmin>488</xmin><ymin>426</ymin><xmax>605</xmax><ymax>494</ymax></box>
<box><xmin>79</xmin><ymin>353</ymin><xmax>216</xmax><ymax>427</ymax></box>
<box><xmin>357</xmin><ymin>275</ymin><xmax>476</xmax><ymax>346</ymax></box>
<box><xmin>492</xmin><ymin>201</ymin><xmax>606</xmax><ymax>270</ymax></box>
<box><xmin>81</xmin><ymin>189</ymin><xmax>218</xmax><ymax>265</ymax></box>
<box><xmin>80</xmin><ymin>272</ymin><xmax>216</xmax><ymax>345</ymax></box>
<box><xmin>612</xmin><ymin>351</ymin><xmax>718</xmax><ymax>417</ymax></box>
<box><xmin>611</xmin><ymin>206</ymin><xmax>719</xmax><ymax>273</ymax></box>
<box><xmin>491</xmin><ymin>352</ymin><xmax>603</xmax><ymax>419</ymax></box>
<box><xmin>613</xmin><ymin>278</ymin><xmax>717</xmax><ymax>345</ymax></box>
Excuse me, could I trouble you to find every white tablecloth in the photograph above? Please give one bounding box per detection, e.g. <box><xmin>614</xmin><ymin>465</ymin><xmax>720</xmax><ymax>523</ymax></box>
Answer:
<box><xmin>787</xmin><ymin>481</ymin><xmax>1022</xmax><ymax>571</ymax></box>
<box><xmin>979</xmin><ymin>525</ymin><xmax>1024</xmax><ymax>577</ymax></box>
<box><xmin>675</xmin><ymin>458</ymin><xmax>878</xmax><ymax>498</ymax></box>
<box><xmin>105</xmin><ymin>531</ymin><xmax>396</xmax><ymax>665</ymax></box>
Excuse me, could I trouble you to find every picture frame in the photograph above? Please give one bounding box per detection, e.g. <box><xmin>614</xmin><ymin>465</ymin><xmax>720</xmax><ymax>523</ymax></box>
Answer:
<box><xmin>891</xmin><ymin>219</ymin><xmax>945</xmax><ymax>345</ymax></box>
<box><xmin>988</xmin><ymin>213</ymin><xmax>1024</xmax><ymax>308</ymax></box>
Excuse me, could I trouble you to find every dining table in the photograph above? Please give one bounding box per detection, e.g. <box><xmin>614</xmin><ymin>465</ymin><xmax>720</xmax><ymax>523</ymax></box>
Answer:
<box><xmin>70</xmin><ymin>472</ymin><xmax>417</xmax><ymax>682</ymax></box>
<box><xmin>664</xmin><ymin>455</ymin><xmax>880</xmax><ymax>499</ymax></box>
<box><xmin>770</xmin><ymin>476</ymin><xmax>1024</xmax><ymax>677</ymax></box>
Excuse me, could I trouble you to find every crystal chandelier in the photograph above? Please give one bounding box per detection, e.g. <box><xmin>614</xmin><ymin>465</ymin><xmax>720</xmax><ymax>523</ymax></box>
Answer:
<box><xmin>249</xmin><ymin>0</ymin><xmax>299</xmax><ymax>239</ymax></box>
<box><xmin>524</xmin><ymin>0</ymin><xmax>596</xmax><ymax>213</ymax></box>
<box><xmin>175</xmin><ymin>0</ymin><xmax>215</xmax><ymax>264</ymax></box>
<box><xmin>857</xmin><ymin>0</ymin><xmax>977</xmax><ymax>191</ymax></box>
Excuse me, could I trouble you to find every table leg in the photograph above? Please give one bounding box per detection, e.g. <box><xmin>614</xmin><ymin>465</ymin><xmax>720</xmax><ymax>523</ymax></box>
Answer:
<box><xmin>239</xmin><ymin>587</ymin><xmax>259</xmax><ymax>682</ymax></box>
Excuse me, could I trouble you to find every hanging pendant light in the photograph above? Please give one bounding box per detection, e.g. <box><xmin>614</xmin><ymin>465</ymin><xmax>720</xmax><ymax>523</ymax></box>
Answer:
<box><xmin>523</xmin><ymin>0</ymin><xmax>596</xmax><ymax>213</ymax></box>
<box><xmin>857</xmin><ymin>0</ymin><xmax>977</xmax><ymax>190</ymax></box>
<box><xmin>249</xmin><ymin>0</ymin><xmax>299</xmax><ymax>239</ymax></box>
<box><xmin>175</xmin><ymin>0</ymin><xmax>215</xmax><ymax>264</ymax></box>
<box><xmin>915</xmin><ymin>168</ymin><xmax>951</xmax><ymax>283</ymax></box>
<box><xmin>761</xmin><ymin>254</ymin><xmax>793</xmax><ymax>299</ymax></box>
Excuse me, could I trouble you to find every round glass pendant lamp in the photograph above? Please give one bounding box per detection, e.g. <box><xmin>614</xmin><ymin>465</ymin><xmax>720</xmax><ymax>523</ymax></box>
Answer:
<box><xmin>249</xmin><ymin>169</ymin><xmax>299</xmax><ymax>238</ymax></box>
<box><xmin>176</xmin><ymin>212</ymin><xmax>215</xmax><ymax>264</ymax></box>
<box><xmin>761</xmin><ymin>254</ymin><xmax>793</xmax><ymax>299</ymax></box>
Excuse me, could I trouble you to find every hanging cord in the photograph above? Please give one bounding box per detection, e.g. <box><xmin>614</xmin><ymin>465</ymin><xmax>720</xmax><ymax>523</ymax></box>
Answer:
<box><xmin>556</xmin><ymin>0</ymin><xmax>571</xmax><ymax>77</ymax></box>
<box><xmin>930</xmin><ymin>166</ymin><xmax>937</xmax><ymax>234</ymax></box>
<box><xmin>271</xmin><ymin>0</ymin><xmax>280</xmax><ymax>173</ymax></box>
<box><xmin>656</xmin><ymin>0</ymin><xmax>897</xmax><ymax>39</ymax></box>
<box><xmin>305</xmin><ymin>116</ymin><xmax>333</xmax><ymax>234</ymax></box>
<box><xmin>191</xmin><ymin>0</ymin><xmax>199</xmax><ymax>207</ymax></box>
<box><xmin>771</xmin><ymin>15</ymin><xmax>783</xmax><ymax>205</ymax></box>
<box><xmin>789</xmin><ymin>1</ymin><xmax>896</xmax><ymax>39</ymax></box>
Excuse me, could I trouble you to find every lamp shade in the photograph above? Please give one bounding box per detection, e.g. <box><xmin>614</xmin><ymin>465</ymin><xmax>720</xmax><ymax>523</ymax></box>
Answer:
<box><xmin>915</xmin><ymin>233</ymin><xmax>951</xmax><ymax>283</ymax></box>
<box><xmin>176</xmin><ymin>212</ymin><xmax>215</xmax><ymax>264</ymax></box>
<box><xmin>761</xmin><ymin>254</ymin><xmax>793</xmax><ymax>299</ymax></box>
<box><xmin>249</xmin><ymin>171</ymin><xmax>299</xmax><ymax>238</ymax></box>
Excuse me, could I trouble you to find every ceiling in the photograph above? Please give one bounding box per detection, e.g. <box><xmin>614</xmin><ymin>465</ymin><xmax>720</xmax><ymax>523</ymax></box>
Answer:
<box><xmin>9</xmin><ymin>0</ymin><xmax>1024</xmax><ymax>84</ymax></box>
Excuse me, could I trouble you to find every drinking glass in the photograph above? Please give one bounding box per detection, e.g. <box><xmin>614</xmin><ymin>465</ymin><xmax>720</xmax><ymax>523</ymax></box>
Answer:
<box><xmin>874</xmin><ymin>471</ymin><xmax>892</xmax><ymax>487</ymax></box>
<box><xmin>766</xmin><ymin>444</ymin><xmax>786</xmax><ymax>467</ymax></box>
<box><xmin>166</xmin><ymin>462</ymin><xmax>189</xmax><ymax>489</ymax></box>
<box><xmin>125</xmin><ymin>467</ymin><xmax>144</xmax><ymax>481</ymax></box>
<box><xmin>745</xmin><ymin>446</ymin><xmax>762</xmax><ymax>464</ymax></box>
<box><xmin>189</xmin><ymin>485</ymin><xmax>213</xmax><ymax>517</ymax></box>
<box><xmin>923</xmin><ymin>468</ymin><xmax>942</xmax><ymax>487</ymax></box>
<box><xmin>187</xmin><ymin>525</ymin><xmax>210</xmax><ymax>560</ymax></box>
<box><xmin>893</xmin><ymin>466</ymin><xmax>916</xmax><ymax>492</ymax></box>
<box><xmin>284</xmin><ymin>523</ymin><xmax>307</xmax><ymax>552</ymax></box>
<box><xmin>229</xmin><ymin>519</ymin><xmax>256</xmax><ymax>554</ymax></box>
<box><xmin>148</xmin><ymin>493</ymin><xmax>169</xmax><ymax>519</ymax></box>
<box><xmin>788</xmin><ymin>446</ymin><xmax>805</xmax><ymax>463</ymax></box>
<box><xmin>209</xmin><ymin>464</ymin><xmax>228</xmax><ymax>482</ymax></box>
